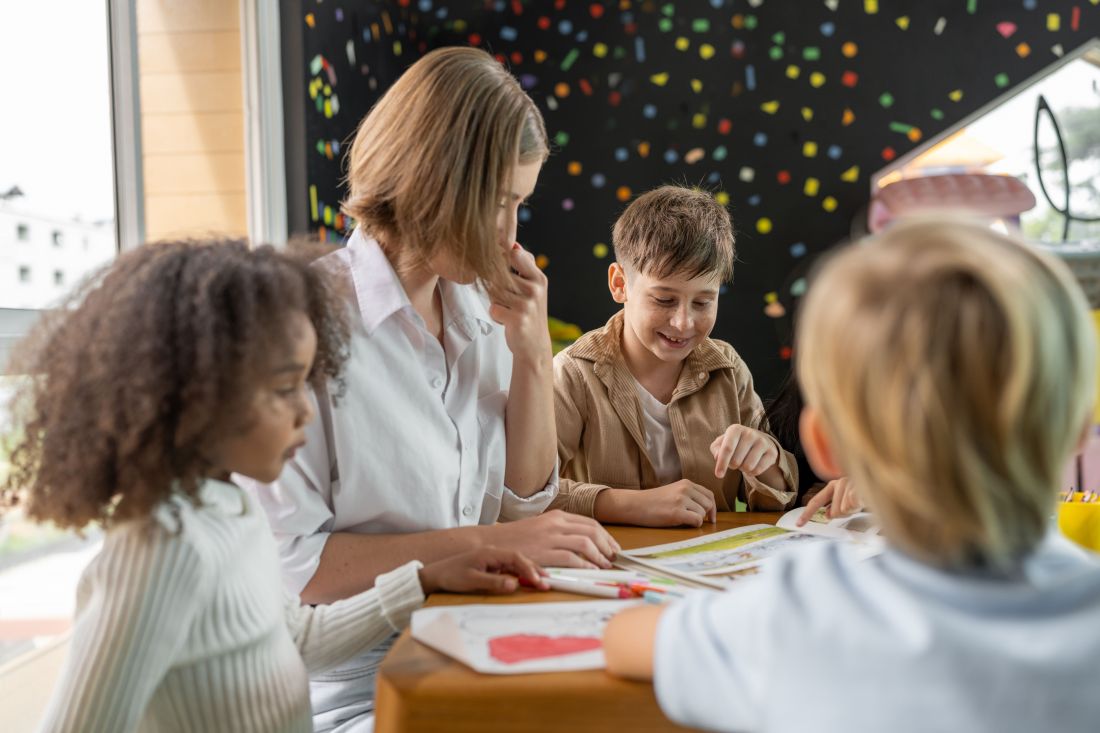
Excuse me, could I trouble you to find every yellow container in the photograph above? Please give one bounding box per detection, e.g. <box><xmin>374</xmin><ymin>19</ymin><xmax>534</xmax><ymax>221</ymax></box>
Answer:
<box><xmin>1058</xmin><ymin>494</ymin><xmax>1100</xmax><ymax>553</ymax></box>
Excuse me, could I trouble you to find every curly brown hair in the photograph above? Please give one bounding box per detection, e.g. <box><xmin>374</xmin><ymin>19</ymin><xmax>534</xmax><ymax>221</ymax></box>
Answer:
<box><xmin>1</xmin><ymin>239</ymin><xmax>350</xmax><ymax>530</ymax></box>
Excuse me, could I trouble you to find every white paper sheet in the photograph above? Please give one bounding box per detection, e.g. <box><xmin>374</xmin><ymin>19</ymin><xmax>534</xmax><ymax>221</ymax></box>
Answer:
<box><xmin>410</xmin><ymin>599</ymin><xmax>641</xmax><ymax>675</ymax></box>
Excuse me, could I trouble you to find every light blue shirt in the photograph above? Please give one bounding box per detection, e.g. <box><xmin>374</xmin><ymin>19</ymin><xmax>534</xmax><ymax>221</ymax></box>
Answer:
<box><xmin>655</xmin><ymin>534</ymin><xmax>1100</xmax><ymax>733</ymax></box>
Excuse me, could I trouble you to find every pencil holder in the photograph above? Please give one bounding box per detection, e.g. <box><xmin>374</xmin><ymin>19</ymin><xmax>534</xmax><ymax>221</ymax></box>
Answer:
<box><xmin>1057</xmin><ymin>494</ymin><xmax>1100</xmax><ymax>553</ymax></box>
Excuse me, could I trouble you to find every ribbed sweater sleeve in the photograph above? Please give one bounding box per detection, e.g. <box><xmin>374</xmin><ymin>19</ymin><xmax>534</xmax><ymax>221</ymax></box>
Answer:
<box><xmin>284</xmin><ymin>560</ymin><xmax>426</xmax><ymax>674</ymax></box>
<box><xmin>37</xmin><ymin>523</ymin><xmax>210</xmax><ymax>733</ymax></box>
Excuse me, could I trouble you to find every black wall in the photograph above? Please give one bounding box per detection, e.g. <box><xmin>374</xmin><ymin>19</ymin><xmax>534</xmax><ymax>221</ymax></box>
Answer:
<box><xmin>286</xmin><ymin>0</ymin><xmax>1100</xmax><ymax>397</ymax></box>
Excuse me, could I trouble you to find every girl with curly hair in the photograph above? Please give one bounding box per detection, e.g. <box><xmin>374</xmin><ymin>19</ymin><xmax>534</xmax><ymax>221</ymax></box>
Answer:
<box><xmin>2</xmin><ymin>240</ymin><xmax>545</xmax><ymax>733</ymax></box>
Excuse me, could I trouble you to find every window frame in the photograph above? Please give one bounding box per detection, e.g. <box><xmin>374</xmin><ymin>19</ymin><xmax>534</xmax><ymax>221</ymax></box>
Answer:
<box><xmin>241</xmin><ymin>0</ymin><xmax>288</xmax><ymax>246</ymax></box>
<box><xmin>0</xmin><ymin>0</ymin><xmax>144</xmax><ymax>372</ymax></box>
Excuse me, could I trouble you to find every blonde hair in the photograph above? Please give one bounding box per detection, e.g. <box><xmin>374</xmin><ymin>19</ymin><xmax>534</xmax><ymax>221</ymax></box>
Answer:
<box><xmin>612</xmin><ymin>185</ymin><xmax>735</xmax><ymax>281</ymax></box>
<box><xmin>341</xmin><ymin>47</ymin><xmax>548</xmax><ymax>290</ymax></box>
<box><xmin>797</xmin><ymin>217</ymin><xmax>1096</xmax><ymax>569</ymax></box>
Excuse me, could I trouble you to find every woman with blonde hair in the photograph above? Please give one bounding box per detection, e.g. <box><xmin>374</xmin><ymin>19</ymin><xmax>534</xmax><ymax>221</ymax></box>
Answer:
<box><xmin>244</xmin><ymin>47</ymin><xmax>618</xmax><ymax>731</ymax></box>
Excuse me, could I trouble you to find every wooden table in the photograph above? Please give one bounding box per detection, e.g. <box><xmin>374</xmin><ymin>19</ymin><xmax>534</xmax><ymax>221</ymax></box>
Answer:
<box><xmin>375</xmin><ymin>512</ymin><xmax>781</xmax><ymax>733</ymax></box>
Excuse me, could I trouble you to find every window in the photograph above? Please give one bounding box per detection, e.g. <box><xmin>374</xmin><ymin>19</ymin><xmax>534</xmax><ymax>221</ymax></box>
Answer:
<box><xmin>0</xmin><ymin>0</ymin><xmax>141</xmax><ymax>670</ymax></box>
<box><xmin>874</xmin><ymin>41</ymin><xmax>1100</xmax><ymax>244</ymax></box>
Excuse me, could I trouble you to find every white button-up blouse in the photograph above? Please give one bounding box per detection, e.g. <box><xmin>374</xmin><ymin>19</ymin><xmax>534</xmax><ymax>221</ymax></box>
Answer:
<box><xmin>243</xmin><ymin>229</ymin><xmax>558</xmax><ymax>594</ymax></box>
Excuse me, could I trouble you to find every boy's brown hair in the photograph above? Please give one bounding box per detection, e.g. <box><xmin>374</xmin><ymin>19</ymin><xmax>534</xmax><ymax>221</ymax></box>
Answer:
<box><xmin>798</xmin><ymin>217</ymin><xmax>1096</xmax><ymax>570</ymax></box>
<box><xmin>342</xmin><ymin>46</ymin><xmax>548</xmax><ymax>292</ymax></box>
<box><xmin>612</xmin><ymin>185</ymin><xmax>735</xmax><ymax>281</ymax></box>
<box><xmin>1</xmin><ymin>240</ymin><xmax>350</xmax><ymax>530</ymax></box>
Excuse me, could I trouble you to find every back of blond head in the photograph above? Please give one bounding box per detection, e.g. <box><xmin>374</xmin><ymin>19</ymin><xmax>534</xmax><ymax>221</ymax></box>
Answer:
<box><xmin>797</xmin><ymin>217</ymin><xmax>1096</xmax><ymax>569</ymax></box>
<box><xmin>341</xmin><ymin>47</ymin><xmax>548</xmax><ymax>289</ymax></box>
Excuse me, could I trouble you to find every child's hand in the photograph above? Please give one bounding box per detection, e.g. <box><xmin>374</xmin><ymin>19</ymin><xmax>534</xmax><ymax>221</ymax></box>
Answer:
<box><xmin>628</xmin><ymin>480</ymin><xmax>717</xmax><ymax>527</ymax></box>
<box><xmin>486</xmin><ymin>243</ymin><xmax>552</xmax><ymax>366</ymax></box>
<box><xmin>418</xmin><ymin>546</ymin><xmax>549</xmax><ymax>595</ymax></box>
<box><xmin>710</xmin><ymin>425</ymin><xmax>780</xmax><ymax>479</ymax></box>
<box><xmin>796</xmin><ymin>477</ymin><xmax>861</xmax><ymax>526</ymax></box>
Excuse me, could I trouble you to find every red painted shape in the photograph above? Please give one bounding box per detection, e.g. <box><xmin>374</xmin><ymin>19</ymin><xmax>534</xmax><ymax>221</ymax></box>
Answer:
<box><xmin>488</xmin><ymin>634</ymin><xmax>603</xmax><ymax>664</ymax></box>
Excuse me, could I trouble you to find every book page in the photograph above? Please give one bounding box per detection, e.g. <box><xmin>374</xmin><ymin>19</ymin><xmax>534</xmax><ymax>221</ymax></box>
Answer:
<box><xmin>619</xmin><ymin>525</ymin><xmax>832</xmax><ymax>578</ymax></box>
<box><xmin>776</xmin><ymin>507</ymin><xmax>881</xmax><ymax>540</ymax></box>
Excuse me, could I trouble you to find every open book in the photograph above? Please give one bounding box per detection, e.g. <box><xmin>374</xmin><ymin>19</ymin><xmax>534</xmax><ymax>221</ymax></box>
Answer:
<box><xmin>615</xmin><ymin>508</ymin><xmax>882</xmax><ymax>589</ymax></box>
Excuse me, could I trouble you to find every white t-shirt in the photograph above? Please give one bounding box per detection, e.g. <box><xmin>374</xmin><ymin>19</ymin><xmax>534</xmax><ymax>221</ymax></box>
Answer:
<box><xmin>633</xmin><ymin>378</ymin><xmax>683</xmax><ymax>485</ymax></box>
<box><xmin>655</xmin><ymin>533</ymin><xmax>1100</xmax><ymax>733</ymax></box>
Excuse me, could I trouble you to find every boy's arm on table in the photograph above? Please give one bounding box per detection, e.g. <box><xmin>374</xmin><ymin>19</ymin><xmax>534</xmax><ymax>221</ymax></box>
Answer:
<box><xmin>604</xmin><ymin>605</ymin><xmax>664</xmax><ymax>680</ymax></box>
<box><xmin>552</xmin><ymin>354</ymin><xmax>715</xmax><ymax>526</ymax></box>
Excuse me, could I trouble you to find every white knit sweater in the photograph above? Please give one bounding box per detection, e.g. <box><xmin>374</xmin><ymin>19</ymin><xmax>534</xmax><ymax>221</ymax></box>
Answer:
<box><xmin>38</xmin><ymin>479</ymin><xmax>425</xmax><ymax>732</ymax></box>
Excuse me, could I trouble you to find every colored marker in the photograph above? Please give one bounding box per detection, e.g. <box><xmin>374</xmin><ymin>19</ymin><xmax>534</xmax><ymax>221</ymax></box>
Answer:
<box><xmin>546</xmin><ymin>576</ymin><xmax>633</xmax><ymax>599</ymax></box>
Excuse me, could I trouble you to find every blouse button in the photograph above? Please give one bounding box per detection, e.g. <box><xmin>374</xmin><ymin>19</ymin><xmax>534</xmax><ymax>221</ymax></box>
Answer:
<box><xmin>462</xmin><ymin>504</ymin><xmax>474</xmax><ymax>517</ymax></box>
<box><xmin>431</xmin><ymin>377</ymin><xmax>444</xmax><ymax>389</ymax></box>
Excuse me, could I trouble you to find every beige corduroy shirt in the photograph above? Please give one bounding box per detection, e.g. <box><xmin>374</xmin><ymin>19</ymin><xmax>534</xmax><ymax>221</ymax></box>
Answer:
<box><xmin>552</xmin><ymin>312</ymin><xmax>798</xmax><ymax>517</ymax></box>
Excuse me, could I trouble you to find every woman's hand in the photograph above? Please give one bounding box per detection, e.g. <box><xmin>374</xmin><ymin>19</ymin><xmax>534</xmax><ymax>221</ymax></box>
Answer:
<box><xmin>486</xmin><ymin>243</ymin><xmax>552</xmax><ymax>366</ymax></box>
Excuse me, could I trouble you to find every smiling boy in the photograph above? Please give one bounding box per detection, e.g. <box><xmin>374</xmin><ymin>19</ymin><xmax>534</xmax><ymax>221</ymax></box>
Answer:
<box><xmin>552</xmin><ymin>186</ymin><xmax>797</xmax><ymax>526</ymax></box>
